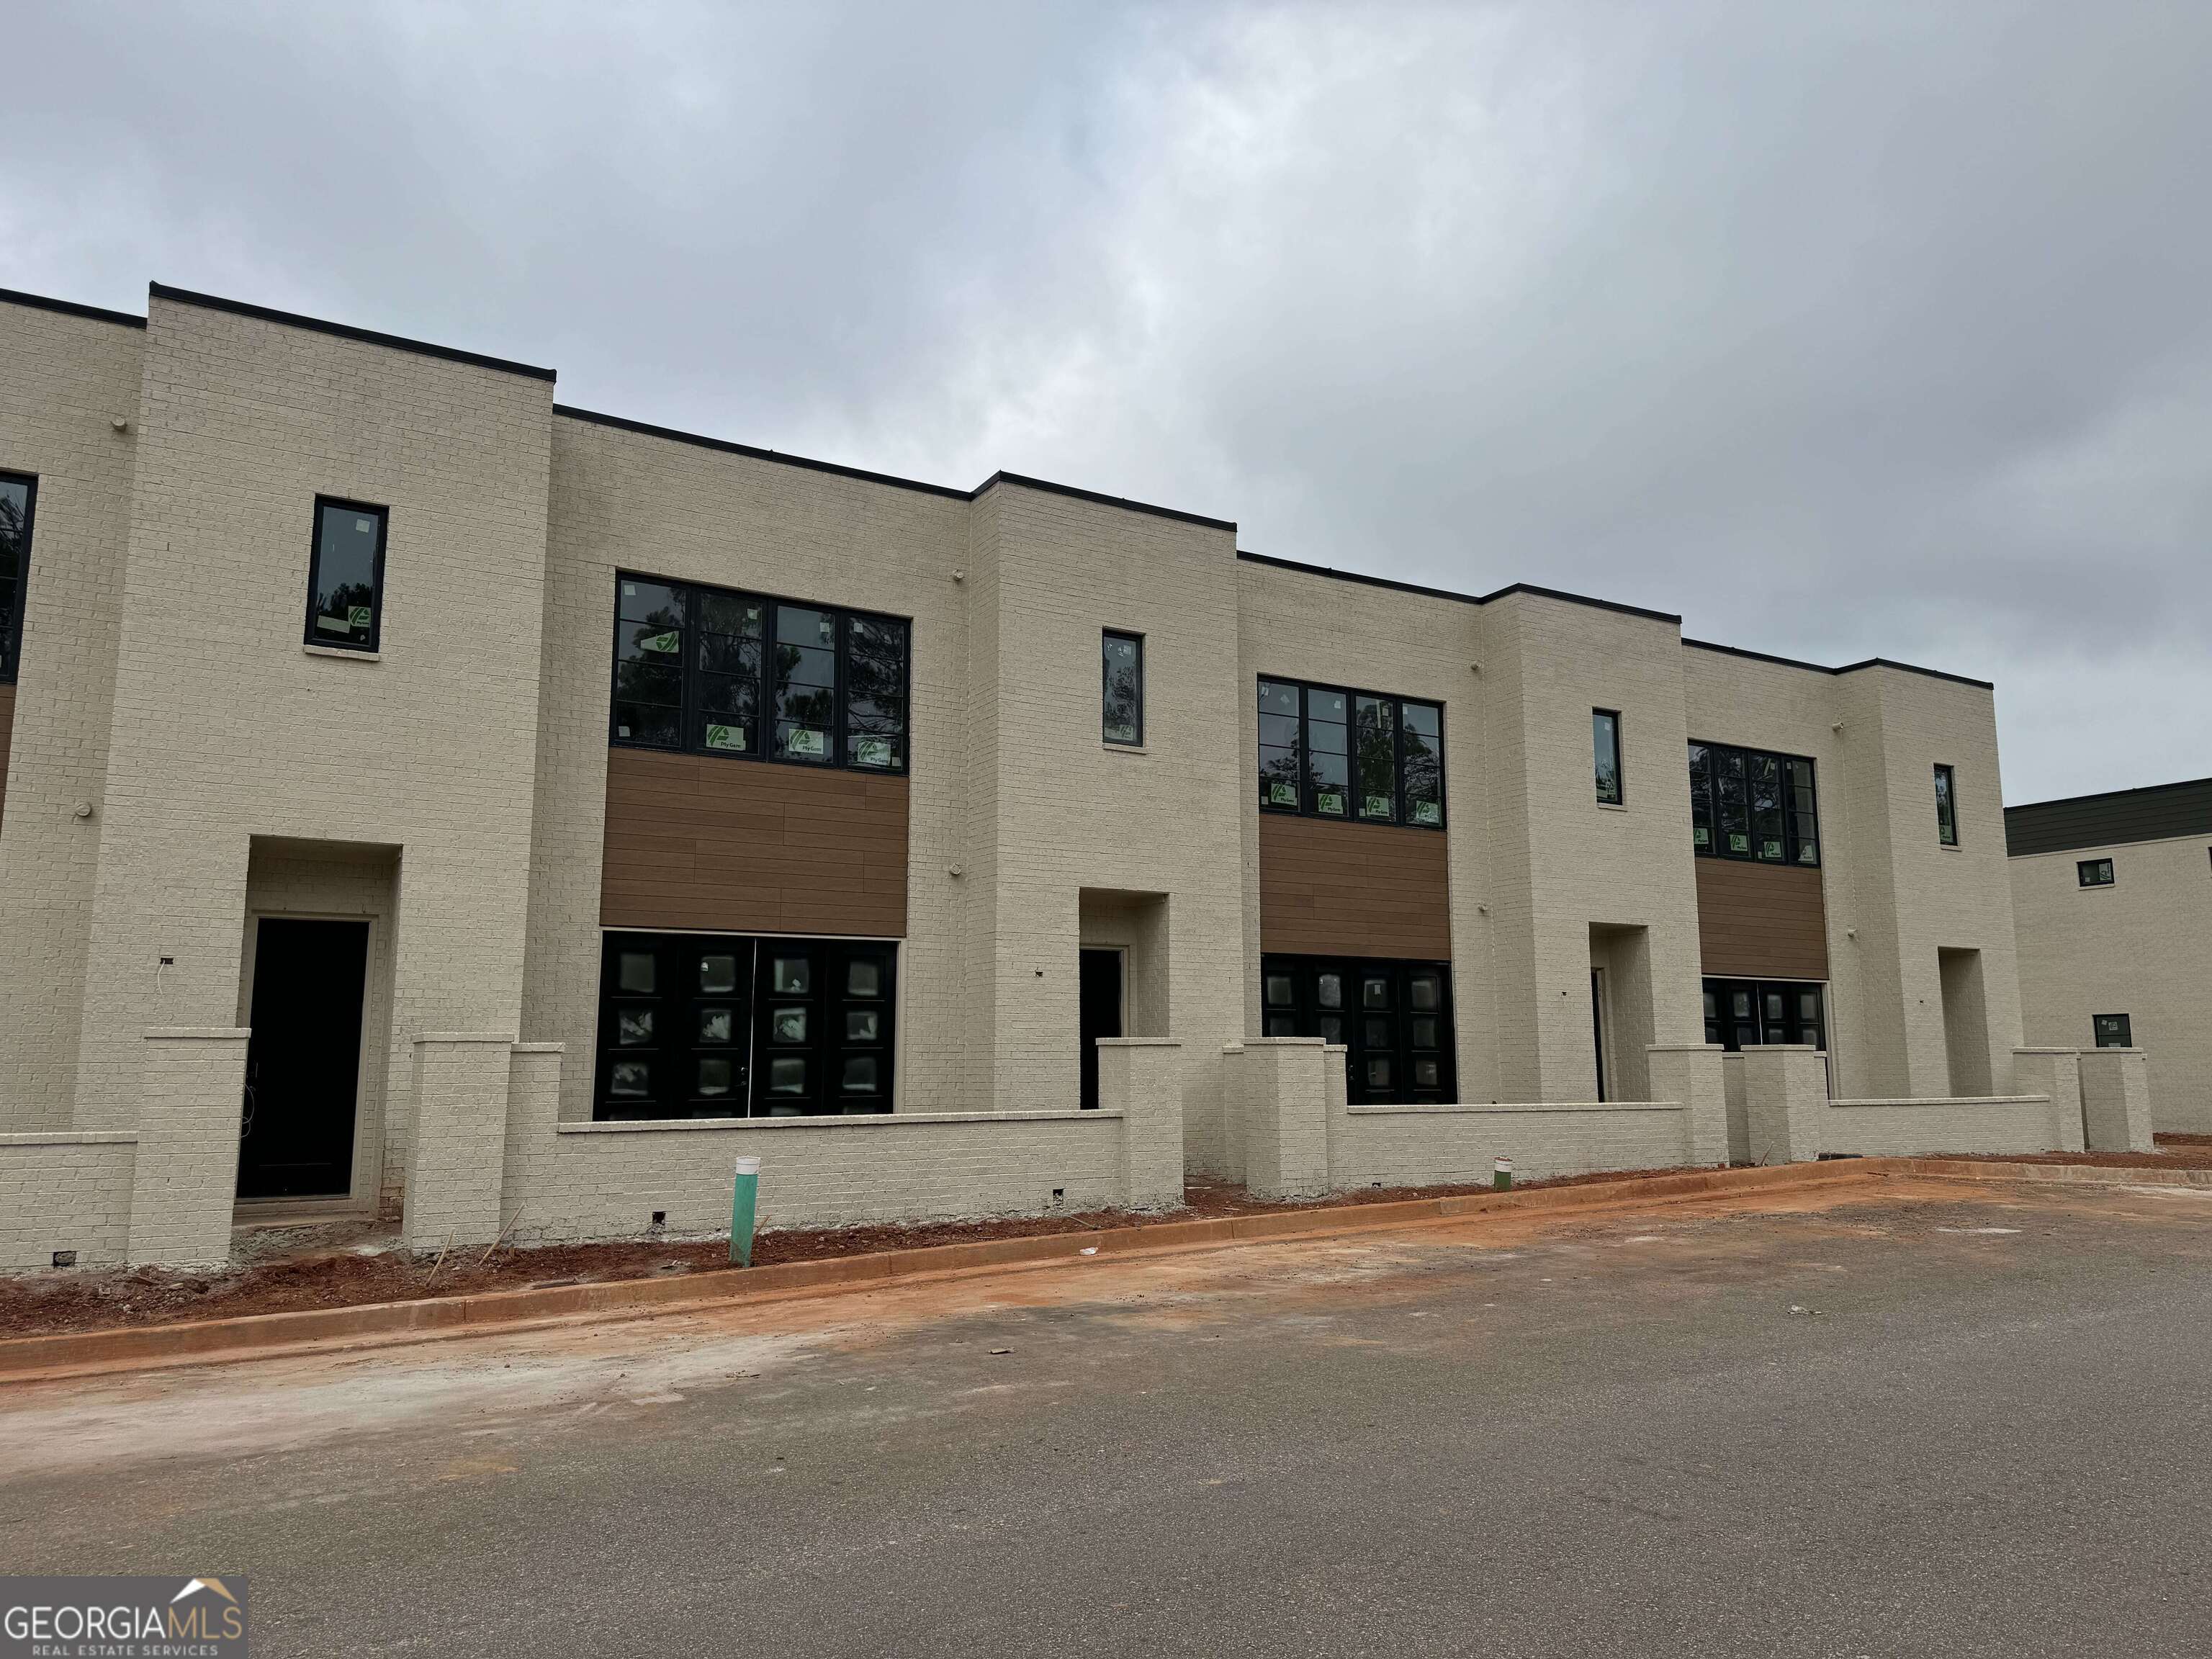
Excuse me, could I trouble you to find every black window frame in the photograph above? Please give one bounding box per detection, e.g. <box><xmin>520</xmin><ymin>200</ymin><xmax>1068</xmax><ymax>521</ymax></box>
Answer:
<box><xmin>1701</xmin><ymin>977</ymin><xmax>1827</xmax><ymax>1055</ymax></box>
<box><xmin>303</xmin><ymin>495</ymin><xmax>389</xmax><ymax>655</ymax></box>
<box><xmin>1102</xmin><ymin>629</ymin><xmax>1144</xmax><ymax>747</ymax></box>
<box><xmin>1256</xmin><ymin>675</ymin><xmax>1446</xmax><ymax>831</ymax></box>
<box><xmin>608</xmin><ymin>572</ymin><xmax>912</xmax><ymax>776</ymax></box>
<box><xmin>1686</xmin><ymin>740</ymin><xmax>1820</xmax><ymax>866</ymax></box>
<box><xmin>594</xmin><ymin>930</ymin><xmax>898</xmax><ymax>1121</ymax></box>
<box><xmin>2092</xmin><ymin>1013</ymin><xmax>2131</xmax><ymax>1049</ymax></box>
<box><xmin>1934</xmin><ymin>763</ymin><xmax>1959</xmax><ymax>846</ymax></box>
<box><xmin>0</xmin><ymin>469</ymin><xmax>35</xmax><ymax>683</ymax></box>
<box><xmin>1593</xmin><ymin>709</ymin><xmax>1624</xmax><ymax>806</ymax></box>
<box><xmin>1261</xmin><ymin>953</ymin><xmax>1455</xmax><ymax>1104</ymax></box>
<box><xmin>2077</xmin><ymin>858</ymin><xmax>2115</xmax><ymax>889</ymax></box>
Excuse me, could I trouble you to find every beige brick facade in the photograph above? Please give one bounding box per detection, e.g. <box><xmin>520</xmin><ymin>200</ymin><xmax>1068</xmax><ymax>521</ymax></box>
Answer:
<box><xmin>0</xmin><ymin>282</ymin><xmax>2061</xmax><ymax>1266</ymax></box>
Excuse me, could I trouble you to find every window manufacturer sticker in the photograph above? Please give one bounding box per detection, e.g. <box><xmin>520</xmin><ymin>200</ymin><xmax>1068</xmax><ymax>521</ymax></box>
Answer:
<box><xmin>1316</xmin><ymin>791</ymin><xmax>1344</xmax><ymax>814</ymax></box>
<box><xmin>1364</xmin><ymin>795</ymin><xmax>1391</xmax><ymax>817</ymax></box>
<box><xmin>787</xmin><ymin>728</ymin><xmax>825</xmax><ymax>757</ymax></box>
<box><xmin>706</xmin><ymin>724</ymin><xmax>747</xmax><ymax>752</ymax></box>
<box><xmin>851</xmin><ymin>737</ymin><xmax>891</xmax><ymax>767</ymax></box>
<box><xmin>349</xmin><ymin>605</ymin><xmax>372</xmax><ymax>630</ymax></box>
<box><xmin>1270</xmin><ymin>781</ymin><xmax>1298</xmax><ymax>806</ymax></box>
<box><xmin>1413</xmin><ymin>801</ymin><xmax>1442</xmax><ymax>826</ymax></box>
<box><xmin>642</xmin><ymin>631</ymin><xmax>680</xmax><ymax>654</ymax></box>
<box><xmin>355</xmin><ymin>516</ymin><xmax>374</xmax><ymax>534</ymax></box>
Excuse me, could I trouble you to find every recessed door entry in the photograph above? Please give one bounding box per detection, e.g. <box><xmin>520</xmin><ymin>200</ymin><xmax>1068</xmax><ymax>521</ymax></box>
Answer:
<box><xmin>1079</xmin><ymin>948</ymin><xmax>1125</xmax><ymax>1111</ymax></box>
<box><xmin>238</xmin><ymin>917</ymin><xmax>369</xmax><ymax>1199</ymax></box>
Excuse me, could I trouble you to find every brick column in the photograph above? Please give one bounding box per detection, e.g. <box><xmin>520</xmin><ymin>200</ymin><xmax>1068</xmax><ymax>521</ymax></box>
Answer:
<box><xmin>129</xmin><ymin>1028</ymin><xmax>250</xmax><ymax>1268</ymax></box>
<box><xmin>2013</xmin><ymin>1047</ymin><xmax>2087</xmax><ymax>1154</ymax></box>
<box><xmin>1236</xmin><ymin>1038</ymin><xmax>1331</xmax><ymax>1200</ymax></box>
<box><xmin>1740</xmin><ymin>1045</ymin><xmax>1828</xmax><ymax>1166</ymax></box>
<box><xmin>1647</xmin><ymin>1043</ymin><xmax>1729</xmax><ymax>1166</ymax></box>
<box><xmin>1097</xmin><ymin>1038</ymin><xmax>1184</xmax><ymax>1209</ymax></box>
<box><xmin>2076</xmin><ymin>1048</ymin><xmax>2152</xmax><ymax>1153</ymax></box>
<box><xmin>404</xmin><ymin>1033</ymin><xmax>516</xmax><ymax>1251</ymax></box>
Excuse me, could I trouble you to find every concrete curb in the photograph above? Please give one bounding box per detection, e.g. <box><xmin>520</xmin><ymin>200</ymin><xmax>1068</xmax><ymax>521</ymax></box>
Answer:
<box><xmin>1894</xmin><ymin>1158</ymin><xmax>2212</xmax><ymax>1189</ymax></box>
<box><xmin>0</xmin><ymin>1161</ymin><xmax>1876</xmax><ymax>1385</ymax></box>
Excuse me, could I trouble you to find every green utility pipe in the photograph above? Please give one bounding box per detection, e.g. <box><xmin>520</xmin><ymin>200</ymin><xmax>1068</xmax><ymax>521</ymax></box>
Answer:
<box><xmin>1493</xmin><ymin>1156</ymin><xmax>1514</xmax><ymax>1191</ymax></box>
<box><xmin>730</xmin><ymin>1155</ymin><xmax>760</xmax><ymax>1267</ymax></box>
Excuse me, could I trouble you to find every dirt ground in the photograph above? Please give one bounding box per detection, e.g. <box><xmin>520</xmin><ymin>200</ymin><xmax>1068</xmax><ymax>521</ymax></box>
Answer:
<box><xmin>0</xmin><ymin>1164</ymin><xmax>1698</xmax><ymax>1339</ymax></box>
<box><xmin>1933</xmin><ymin>1130</ymin><xmax>2212</xmax><ymax>1171</ymax></box>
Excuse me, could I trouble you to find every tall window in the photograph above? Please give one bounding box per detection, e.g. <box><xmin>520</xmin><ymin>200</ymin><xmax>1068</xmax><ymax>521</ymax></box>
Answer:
<box><xmin>305</xmin><ymin>497</ymin><xmax>387</xmax><ymax>653</ymax></box>
<box><xmin>1934</xmin><ymin>763</ymin><xmax>1959</xmax><ymax>845</ymax></box>
<box><xmin>611</xmin><ymin>575</ymin><xmax>910</xmax><ymax>774</ymax></box>
<box><xmin>1102</xmin><ymin>630</ymin><xmax>1143</xmax><ymax>745</ymax></box>
<box><xmin>1256</xmin><ymin>678</ymin><xmax>1445</xmax><ymax>829</ymax></box>
<box><xmin>2092</xmin><ymin>1013</ymin><xmax>2131</xmax><ymax>1048</ymax></box>
<box><xmin>1687</xmin><ymin>742</ymin><xmax>1818</xmax><ymax>865</ymax></box>
<box><xmin>0</xmin><ymin>472</ymin><xmax>34</xmax><ymax>681</ymax></box>
<box><xmin>596</xmin><ymin>931</ymin><xmax>896</xmax><ymax>1120</ymax></box>
<box><xmin>1593</xmin><ymin>709</ymin><xmax>1623</xmax><ymax>805</ymax></box>
<box><xmin>2077</xmin><ymin>858</ymin><xmax>2114</xmax><ymax>889</ymax></box>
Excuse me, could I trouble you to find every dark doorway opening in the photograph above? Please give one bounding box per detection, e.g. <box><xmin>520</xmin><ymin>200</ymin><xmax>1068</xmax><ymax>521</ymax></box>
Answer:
<box><xmin>1079</xmin><ymin>948</ymin><xmax>1124</xmax><ymax>1110</ymax></box>
<box><xmin>1591</xmin><ymin>969</ymin><xmax>1608</xmax><ymax>1102</ymax></box>
<box><xmin>238</xmin><ymin>917</ymin><xmax>370</xmax><ymax>1199</ymax></box>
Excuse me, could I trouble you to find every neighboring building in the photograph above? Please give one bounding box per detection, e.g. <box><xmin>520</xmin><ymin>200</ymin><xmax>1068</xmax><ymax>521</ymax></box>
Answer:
<box><xmin>2008</xmin><ymin>778</ymin><xmax>2212</xmax><ymax>1134</ymax></box>
<box><xmin>0</xmin><ymin>282</ymin><xmax>2036</xmax><ymax>1264</ymax></box>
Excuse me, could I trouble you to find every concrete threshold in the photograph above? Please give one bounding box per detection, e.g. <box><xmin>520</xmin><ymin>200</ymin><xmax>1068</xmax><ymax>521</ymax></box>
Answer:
<box><xmin>6</xmin><ymin>1155</ymin><xmax>2144</xmax><ymax>1385</ymax></box>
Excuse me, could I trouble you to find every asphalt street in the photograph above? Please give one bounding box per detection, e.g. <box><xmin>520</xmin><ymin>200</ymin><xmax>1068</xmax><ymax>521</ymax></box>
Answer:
<box><xmin>4</xmin><ymin>1176</ymin><xmax>2209</xmax><ymax>1657</ymax></box>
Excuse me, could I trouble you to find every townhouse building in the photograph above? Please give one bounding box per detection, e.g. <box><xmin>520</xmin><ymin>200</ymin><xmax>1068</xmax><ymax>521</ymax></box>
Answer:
<box><xmin>0</xmin><ymin>282</ymin><xmax>2055</xmax><ymax>1269</ymax></box>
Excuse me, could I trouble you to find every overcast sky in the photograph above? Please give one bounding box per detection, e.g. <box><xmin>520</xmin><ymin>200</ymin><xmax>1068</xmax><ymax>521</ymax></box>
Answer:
<box><xmin>5</xmin><ymin>2</ymin><xmax>2206</xmax><ymax>804</ymax></box>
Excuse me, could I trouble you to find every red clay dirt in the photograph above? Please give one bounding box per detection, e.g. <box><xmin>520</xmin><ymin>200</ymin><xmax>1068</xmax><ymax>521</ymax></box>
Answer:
<box><xmin>1926</xmin><ymin>1132</ymin><xmax>2212</xmax><ymax>1172</ymax></box>
<box><xmin>0</xmin><ymin>1166</ymin><xmax>1703</xmax><ymax>1340</ymax></box>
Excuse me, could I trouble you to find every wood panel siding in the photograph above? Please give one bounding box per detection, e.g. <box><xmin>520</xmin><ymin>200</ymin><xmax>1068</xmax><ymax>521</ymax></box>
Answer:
<box><xmin>1695</xmin><ymin>858</ymin><xmax>1828</xmax><ymax>980</ymax></box>
<box><xmin>0</xmin><ymin>683</ymin><xmax>13</xmax><ymax>832</ymax></box>
<box><xmin>1258</xmin><ymin>813</ymin><xmax>1450</xmax><ymax>960</ymax></box>
<box><xmin>601</xmin><ymin>747</ymin><xmax>909</xmax><ymax>938</ymax></box>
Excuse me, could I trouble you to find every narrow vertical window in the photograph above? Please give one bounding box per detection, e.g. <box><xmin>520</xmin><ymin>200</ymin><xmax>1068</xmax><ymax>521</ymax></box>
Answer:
<box><xmin>1401</xmin><ymin>701</ymin><xmax>1444</xmax><ymax>825</ymax></box>
<box><xmin>1716</xmin><ymin>747</ymin><xmax>1750</xmax><ymax>855</ymax></box>
<box><xmin>1354</xmin><ymin>695</ymin><xmax>1398</xmax><ymax>822</ymax></box>
<box><xmin>1256</xmin><ymin>678</ymin><xmax>1301</xmax><ymax>809</ymax></box>
<box><xmin>773</xmin><ymin>605</ymin><xmax>838</xmax><ymax>761</ymax></box>
<box><xmin>1687</xmin><ymin>744</ymin><xmax>1714</xmax><ymax>853</ymax></box>
<box><xmin>1750</xmin><ymin>752</ymin><xmax>1786</xmax><ymax>861</ymax></box>
<box><xmin>1102</xmin><ymin>630</ymin><xmax>1143</xmax><ymax>746</ymax></box>
<box><xmin>305</xmin><ymin>497</ymin><xmax>387</xmax><ymax>653</ymax></box>
<box><xmin>697</xmin><ymin>591</ymin><xmax>763</xmax><ymax>755</ymax></box>
<box><xmin>1593</xmin><ymin>709</ymin><xmax>1623</xmax><ymax>806</ymax></box>
<box><xmin>1305</xmin><ymin>688</ymin><xmax>1350</xmax><ymax>817</ymax></box>
<box><xmin>842</xmin><ymin>613</ymin><xmax>909</xmax><ymax>769</ymax></box>
<box><xmin>1934</xmin><ymin>763</ymin><xmax>1959</xmax><ymax>846</ymax></box>
<box><xmin>611</xmin><ymin>577</ymin><xmax>688</xmax><ymax>747</ymax></box>
<box><xmin>0</xmin><ymin>472</ymin><xmax>34</xmax><ymax>681</ymax></box>
<box><xmin>1786</xmin><ymin>758</ymin><xmax>1820</xmax><ymax>865</ymax></box>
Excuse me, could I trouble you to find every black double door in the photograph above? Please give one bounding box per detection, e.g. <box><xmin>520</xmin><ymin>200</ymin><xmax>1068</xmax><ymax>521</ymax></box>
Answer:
<box><xmin>238</xmin><ymin>918</ymin><xmax>369</xmax><ymax>1199</ymax></box>
<box><xmin>1079</xmin><ymin>948</ymin><xmax>1125</xmax><ymax>1110</ymax></box>
<box><xmin>1261</xmin><ymin>955</ymin><xmax>1455</xmax><ymax>1105</ymax></box>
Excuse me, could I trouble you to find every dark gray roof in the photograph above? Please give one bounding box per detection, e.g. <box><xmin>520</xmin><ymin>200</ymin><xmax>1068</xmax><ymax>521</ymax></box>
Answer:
<box><xmin>2005</xmin><ymin>777</ymin><xmax>2212</xmax><ymax>857</ymax></box>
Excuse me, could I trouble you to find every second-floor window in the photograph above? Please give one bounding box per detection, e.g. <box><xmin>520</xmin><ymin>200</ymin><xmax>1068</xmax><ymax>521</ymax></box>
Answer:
<box><xmin>1688</xmin><ymin>742</ymin><xmax>1820</xmax><ymax>865</ymax></box>
<box><xmin>2077</xmin><ymin>858</ymin><xmax>2114</xmax><ymax>888</ymax></box>
<box><xmin>1593</xmin><ymin>709</ymin><xmax>1623</xmax><ymax>804</ymax></box>
<box><xmin>0</xmin><ymin>471</ymin><xmax>35</xmax><ymax>681</ymax></box>
<box><xmin>305</xmin><ymin>497</ymin><xmax>388</xmax><ymax>653</ymax></box>
<box><xmin>611</xmin><ymin>574</ymin><xmax>909</xmax><ymax>773</ymax></box>
<box><xmin>1934</xmin><ymin>763</ymin><xmax>1959</xmax><ymax>845</ymax></box>
<box><xmin>1257</xmin><ymin>678</ymin><xmax>1444</xmax><ymax>827</ymax></box>
<box><xmin>1102</xmin><ymin>630</ymin><xmax>1143</xmax><ymax>745</ymax></box>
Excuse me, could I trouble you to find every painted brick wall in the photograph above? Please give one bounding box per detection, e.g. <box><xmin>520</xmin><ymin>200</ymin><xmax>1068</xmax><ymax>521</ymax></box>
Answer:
<box><xmin>0</xmin><ymin>1132</ymin><xmax>137</xmax><ymax>1270</ymax></box>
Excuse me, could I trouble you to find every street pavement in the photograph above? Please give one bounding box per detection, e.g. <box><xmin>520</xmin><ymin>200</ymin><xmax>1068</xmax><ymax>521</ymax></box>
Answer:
<box><xmin>4</xmin><ymin>1175</ymin><xmax>2209</xmax><ymax>1656</ymax></box>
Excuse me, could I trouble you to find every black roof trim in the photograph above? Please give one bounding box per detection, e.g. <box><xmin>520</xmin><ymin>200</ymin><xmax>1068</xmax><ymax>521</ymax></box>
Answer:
<box><xmin>1683</xmin><ymin>637</ymin><xmax>1992</xmax><ymax>691</ymax></box>
<box><xmin>556</xmin><ymin>407</ymin><xmax>1237</xmax><ymax>527</ymax></box>
<box><xmin>554</xmin><ymin>405</ymin><xmax>969</xmax><ymax>500</ymax></box>
<box><xmin>977</xmin><ymin>470</ymin><xmax>1236</xmax><ymax>532</ymax></box>
<box><xmin>1236</xmin><ymin>550</ymin><xmax>1680</xmax><ymax>624</ymax></box>
<box><xmin>2004</xmin><ymin>775</ymin><xmax>2212</xmax><ymax>858</ymax></box>
<box><xmin>0</xmin><ymin>285</ymin><xmax>146</xmax><ymax>330</ymax></box>
<box><xmin>148</xmin><ymin>282</ymin><xmax>557</xmax><ymax>382</ymax></box>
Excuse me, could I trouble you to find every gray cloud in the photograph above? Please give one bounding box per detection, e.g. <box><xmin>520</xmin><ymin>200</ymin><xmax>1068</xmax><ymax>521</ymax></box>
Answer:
<box><xmin>4</xmin><ymin>1</ymin><xmax>2206</xmax><ymax>801</ymax></box>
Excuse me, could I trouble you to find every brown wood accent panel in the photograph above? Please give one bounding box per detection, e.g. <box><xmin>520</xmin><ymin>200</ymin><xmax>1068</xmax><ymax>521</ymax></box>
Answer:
<box><xmin>1258</xmin><ymin>813</ymin><xmax>1450</xmax><ymax>961</ymax></box>
<box><xmin>1696</xmin><ymin>857</ymin><xmax>1828</xmax><ymax>980</ymax></box>
<box><xmin>601</xmin><ymin>747</ymin><xmax>909</xmax><ymax>937</ymax></box>
<box><xmin>0</xmin><ymin>683</ymin><xmax>13</xmax><ymax>832</ymax></box>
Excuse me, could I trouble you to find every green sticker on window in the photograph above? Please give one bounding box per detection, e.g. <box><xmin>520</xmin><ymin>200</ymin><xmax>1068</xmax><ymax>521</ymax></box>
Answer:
<box><xmin>1413</xmin><ymin>801</ymin><xmax>1442</xmax><ymax>826</ymax></box>
<box><xmin>1270</xmin><ymin>781</ymin><xmax>1298</xmax><ymax>806</ymax></box>
<box><xmin>786</xmin><ymin>727</ymin><xmax>826</xmax><ymax>757</ymax></box>
<box><xmin>1763</xmin><ymin>840</ymin><xmax>1784</xmax><ymax>860</ymax></box>
<box><xmin>852</xmin><ymin>737</ymin><xmax>891</xmax><ymax>767</ymax></box>
<box><xmin>706</xmin><ymin>724</ymin><xmax>747</xmax><ymax>752</ymax></box>
<box><xmin>1364</xmin><ymin>796</ymin><xmax>1392</xmax><ymax>817</ymax></box>
<box><xmin>1730</xmin><ymin>833</ymin><xmax>1750</xmax><ymax>853</ymax></box>
<box><xmin>1694</xmin><ymin>827</ymin><xmax>1710</xmax><ymax>847</ymax></box>
<box><xmin>1316</xmin><ymin>791</ymin><xmax>1343</xmax><ymax>814</ymax></box>
<box><xmin>349</xmin><ymin>605</ymin><xmax>372</xmax><ymax>630</ymax></box>
<box><xmin>642</xmin><ymin>631</ymin><xmax>680</xmax><ymax>655</ymax></box>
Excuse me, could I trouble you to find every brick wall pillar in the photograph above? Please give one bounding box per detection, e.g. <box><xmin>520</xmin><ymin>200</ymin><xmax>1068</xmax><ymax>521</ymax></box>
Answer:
<box><xmin>1236</xmin><ymin>1038</ymin><xmax>1331</xmax><ymax>1200</ymax></box>
<box><xmin>2013</xmin><ymin>1047</ymin><xmax>2087</xmax><ymax>1154</ymax></box>
<box><xmin>1097</xmin><ymin>1038</ymin><xmax>1184</xmax><ymax>1209</ymax></box>
<box><xmin>129</xmin><ymin>1028</ymin><xmax>250</xmax><ymax>1268</ymax></box>
<box><xmin>1647</xmin><ymin>1043</ymin><xmax>1729</xmax><ymax>1166</ymax></box>
<box><xmin>2076</xmin><ymin>1048</ymin><xmax>2152</xmax><ymax>1154</ymax></box>
<box><xmin>404</xmin><ymin>1033</ymin><xmax>516</xmax><ymax>1250</ymax></box>
<box><xmin>1740</xmin><ymin>1045</ymin><xmax>1828</xmax><ymax>1166</ymax></box>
